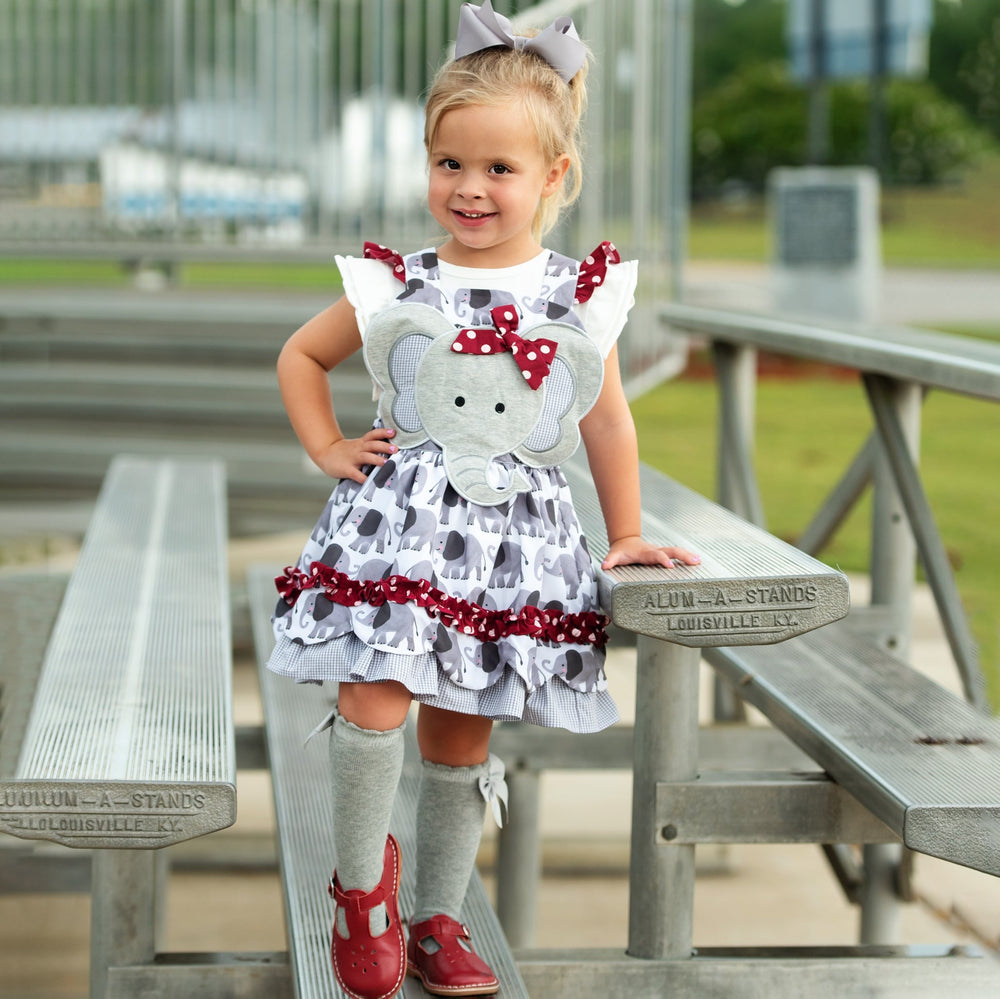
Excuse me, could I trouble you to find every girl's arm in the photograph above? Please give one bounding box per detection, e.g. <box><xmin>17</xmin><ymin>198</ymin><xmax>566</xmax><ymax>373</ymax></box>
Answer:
<box><xmin>579</xmin><ymin>346</ymin><xmax>700</xmax><ymax>570</ymax></box>
<box><xmin>276</xmin><ymin>295</ymin><xmax>397</xmax><ymax>483</ymax></box>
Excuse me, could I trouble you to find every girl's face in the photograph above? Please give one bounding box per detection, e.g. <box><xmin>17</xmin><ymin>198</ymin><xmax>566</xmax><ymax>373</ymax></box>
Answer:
<box><xmin>427</xmin><ymin>101</ymin><xmax>570</xmax><ymax>268</ymax></box>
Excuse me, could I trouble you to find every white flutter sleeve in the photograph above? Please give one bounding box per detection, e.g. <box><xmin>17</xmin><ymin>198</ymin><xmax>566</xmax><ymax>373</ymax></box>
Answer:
<box><xmin>334</xmin><ymin>254</ymin><xmax>404</xmax><ymax>339</ymax></box>
<box><xmin>574</xmin><ymin>258</ymin><xmax>639</xmax><ymax>359</ymax></box>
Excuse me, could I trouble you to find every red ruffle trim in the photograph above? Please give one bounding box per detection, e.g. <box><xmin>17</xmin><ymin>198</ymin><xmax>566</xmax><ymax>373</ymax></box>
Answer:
<box><xmin>363</xmin><ymin>241</ymin><xmax>407</xmax><ymax>283</ymax></box>
<box><xmin>276</xmin><ymin>562</ymin><xmax>609</xmax><ymax>649</ymax></box>
<box><xmin>574</xmin><ymin>240</ymin><xmax>621</xmax><ymax>304</ymax></box>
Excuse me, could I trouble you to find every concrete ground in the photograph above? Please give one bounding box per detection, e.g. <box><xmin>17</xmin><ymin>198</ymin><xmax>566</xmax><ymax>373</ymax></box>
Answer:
<box><xmin>682</xmin><ymin>261</ymin><xmax>1000</xmax><ymax>327</ymax></box>
<box><xmin>1</xmin><ymin>536</ymin><xmax>998</xmax><ymax>997</ymax></box>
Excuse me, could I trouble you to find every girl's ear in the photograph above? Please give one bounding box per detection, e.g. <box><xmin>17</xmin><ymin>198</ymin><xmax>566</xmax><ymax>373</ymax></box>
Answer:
<box><xmin>542</xmin><ymin>154</ymin><xmax>572</xmax><ymax>197</ymax></box>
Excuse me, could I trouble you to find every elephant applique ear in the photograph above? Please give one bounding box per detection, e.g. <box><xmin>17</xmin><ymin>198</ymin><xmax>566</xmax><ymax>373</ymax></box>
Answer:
<box><xmin>513</xmin><ymin>322</ymin><xmax>605</xmax><ymax>469</ymax></box>
<box><xmin>363</xmin><ymin>303</ymin><xmax>455</xmax><ymax>448</ymax></box>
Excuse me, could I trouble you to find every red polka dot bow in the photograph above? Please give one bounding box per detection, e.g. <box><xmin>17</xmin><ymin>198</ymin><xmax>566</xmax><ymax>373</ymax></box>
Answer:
<box><xmin>452</xmin><ymin>306</ymin><xmax>558</xmax><ymax>390</ymax></box>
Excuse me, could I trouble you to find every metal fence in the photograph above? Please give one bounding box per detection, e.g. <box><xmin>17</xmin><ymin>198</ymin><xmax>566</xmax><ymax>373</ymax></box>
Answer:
<box><xmin>0</xmin><ymin>0</ymin><xmax>691</xmax><ymax>378</ymax></box>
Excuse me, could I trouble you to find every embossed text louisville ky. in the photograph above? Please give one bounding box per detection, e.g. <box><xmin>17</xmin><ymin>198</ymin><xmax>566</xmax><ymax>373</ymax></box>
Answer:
<box><xmin>641</xmin><ymin>583</ymin><xmax>820</xmax><ymax>641</ymax></box>
<box><xmin>0</xmin><ymin>783</ymin><xmax>225</xmax><ymax>848</ymax></box>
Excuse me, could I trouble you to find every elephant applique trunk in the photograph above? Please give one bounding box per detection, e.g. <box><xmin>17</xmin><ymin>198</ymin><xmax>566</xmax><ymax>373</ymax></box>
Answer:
<box><xmin>446</xmin><ymin>452</ymin><xmax>530</xmax><ymax>507</ymax></box>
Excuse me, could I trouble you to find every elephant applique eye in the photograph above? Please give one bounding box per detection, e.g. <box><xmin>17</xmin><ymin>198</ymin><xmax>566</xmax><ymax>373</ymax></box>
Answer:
<box><xmin>364</xmin><ymin>303</ymin><xmax>605</xmax><ymax>506</ymax></box>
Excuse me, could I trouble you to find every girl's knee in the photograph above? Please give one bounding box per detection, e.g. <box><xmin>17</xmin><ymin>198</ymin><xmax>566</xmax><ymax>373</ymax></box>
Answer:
<box><xmin>337</xmin><ymin>680</ymin><xmax>412</xmax><ymax>731</ymax></box>
<box><xmin>417</xmin><ymin>705</ymin><xmax>493</xmax><ymax>766</ymax></box>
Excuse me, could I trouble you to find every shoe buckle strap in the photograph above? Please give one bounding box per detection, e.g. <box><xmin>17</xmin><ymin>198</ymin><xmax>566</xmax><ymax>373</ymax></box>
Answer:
<box><xmin>415</xmin><ymin>914</ymin><xmax>471</xmax><ymax>942</ymax></box>
<box><xmin>328</xmin><ymin>873</ymin><xmax>390</xmax><ymax>913</ymax></box>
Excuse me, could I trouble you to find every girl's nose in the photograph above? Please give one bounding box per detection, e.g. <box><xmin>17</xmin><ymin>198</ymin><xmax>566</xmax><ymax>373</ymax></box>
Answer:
<box><xmin>457</xmin><ymin>178</ymin><xmax>485</xmax><ymax>200</ymax></box>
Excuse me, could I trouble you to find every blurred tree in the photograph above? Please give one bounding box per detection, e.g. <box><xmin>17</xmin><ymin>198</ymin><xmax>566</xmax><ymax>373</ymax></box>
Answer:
<box><xmin>692</xmin><ymin>0</ymin><xmax>787</xmax><ymax>104</ymax></box>
<box><xmin>691</xmin><ymin>60</ymin><xmax>993</xmax><ymax>196</ymax></box>
<box><xmin>691</xmin><ymin>61</ymin><xmax>806</xmax><ymax>196</ymax></box>
<box><xmin>831</xmin><ymin>76</ymin><xmax>995</xmax><ymax>182</ymax></box>
<box><xmin>930</xmin><ymin>0</ymin><xmax>1000</xmax><ymax>143</ymax></box>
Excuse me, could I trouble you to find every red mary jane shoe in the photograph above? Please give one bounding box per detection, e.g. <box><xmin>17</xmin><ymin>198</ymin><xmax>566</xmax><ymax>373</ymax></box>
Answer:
<box><xmin>328</xmin><ymin>834</ymin><xmax>406</xmax><ymax>999</ymax></box>
<box><xmin>407</xmin><ymin>914</ymin><xmax>500</xmax><ymax>996</ymax></box>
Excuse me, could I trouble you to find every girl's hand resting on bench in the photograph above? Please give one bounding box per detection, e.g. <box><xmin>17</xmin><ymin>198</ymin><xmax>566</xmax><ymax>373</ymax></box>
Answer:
<box><xmin>602</xmin><ymin>536</ymin><xmax>701</xmax><ymax>571</ymax></box>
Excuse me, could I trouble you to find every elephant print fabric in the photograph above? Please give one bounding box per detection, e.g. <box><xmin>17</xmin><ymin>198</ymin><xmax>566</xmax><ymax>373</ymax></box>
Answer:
<box><xmin>268</xmin><ymin>243</ymin><xmax>626</xmax><ymax>734</ymax></box>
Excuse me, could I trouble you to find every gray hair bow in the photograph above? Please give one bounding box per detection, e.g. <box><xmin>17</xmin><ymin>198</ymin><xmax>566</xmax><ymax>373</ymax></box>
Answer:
<box><xmin>454</xmin><ymin>0</ymin><xmax>586</xmax><ymax>84</ymax></box>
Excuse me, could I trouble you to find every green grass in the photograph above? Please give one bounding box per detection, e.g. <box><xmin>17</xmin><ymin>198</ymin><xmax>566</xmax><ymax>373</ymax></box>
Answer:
<box><xmin>181</xmin><ymin>261</ymin><xmax>342</xmax><ymax>290</ymax></box>
<box><xmin>687</xmin><ymin>210</ymin><xmax>770</xmax><ymax>263</ymax></box>
<box><xmin>689</xmin><ymin>152</ymin><xmax>1000</xmax><ymax>268</ymax></box>
<box><xmin>632</xmin><ymin>372</ymin><xmax>1000</xmax><ymax>711</ymax></box>
<box><xmin>927</xmin><ymin>323</ymin><xmax>1000</xmax><ymax>345</ymax></box>
<box><xmin>0</xmin><ymin>258</ymin><xmax>132</xmax><ymax>285</ymax></box>
<box><xmin>0</xmin><ymin>257</ymin><xmax>342</xmax><ymax>292</ymax></box>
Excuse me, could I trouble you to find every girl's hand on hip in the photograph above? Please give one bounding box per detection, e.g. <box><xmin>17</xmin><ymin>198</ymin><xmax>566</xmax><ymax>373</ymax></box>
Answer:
<box><xmin>312</xmin><ymin>428</ymin><xmax>398</xmax><ymax>483</ymax></box>
<box><xmin>601</xmin><ymin>536</ymin><xmax>701</xmax><ymax>571</ymax></box>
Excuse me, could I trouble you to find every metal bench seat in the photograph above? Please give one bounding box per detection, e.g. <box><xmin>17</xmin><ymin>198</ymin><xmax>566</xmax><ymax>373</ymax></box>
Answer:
<box><xmin>0</xmin><ymin>576</ymin><xmax>68</xmax><ymax>789</ymax></box>
<box><xmin>0</xmin><ymin>287</ymin><xmax>324</xmax><ymax>367</ymax></box>
<box><xmin>0</xmin><ymin>455</ymin><xmax>236</xmax><ymax>849</ymax></box>
<box><xmin>0</xmin><ymin>361</ymin><xmax>375</xmax><ymax>438</ymax></box>
<box><xmin>705</xmin><ymin>622</ymin><xmax>1000</xmax><ymax>877</ymax></box>
<box><xmin>563</xmin><ymin>453</ymin><xmax>851</xmax><ymax>647</ymax></box>
<box><xmin>0</xmin><ymin>430</ymin><xmax>336</xmax><ymax>530</ymax></box>
<box><xmin>0</xmin><ymin>285</ymin><xmax>329</xmax><ymax>330</ymax></box>
<box><xmin>0</xmin><ymin>575</ymin><xmax>96</xmax><ymax>895</ymax></box>
<box><xmin>247</xmin><ymin>565</ymin><xmax>529</xmax><ymax>999</ymax></box>
<box><xmin>1</xmin><ymin>361</ymin><xmax>291</xmax><ymax>422</ymax></box>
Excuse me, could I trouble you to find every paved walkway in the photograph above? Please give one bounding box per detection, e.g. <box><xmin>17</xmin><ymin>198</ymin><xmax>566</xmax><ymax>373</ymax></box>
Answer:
<box><xmin>683</xmin><ymin>262</ymin><xmax>1000</xmax><ymax>327</ymax></box>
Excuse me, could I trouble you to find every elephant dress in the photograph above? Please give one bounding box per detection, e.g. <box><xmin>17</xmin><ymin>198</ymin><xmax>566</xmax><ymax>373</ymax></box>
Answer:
<box><xmin>267</xmin><ymin>241</ymin><xmax>638</xmax><ymax>733</ymax></box>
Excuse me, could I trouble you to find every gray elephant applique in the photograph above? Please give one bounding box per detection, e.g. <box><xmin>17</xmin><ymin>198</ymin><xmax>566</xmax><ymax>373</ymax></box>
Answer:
<box><xmin>488</xmin><ymin>540</ymin><xmax>528</xmax><ymax>588</ymax></box>
<box><xmin>356</xmin><ymin>600</ymin><xmax>418</xmax><ymax>652</ymax></box>
<box><xmin>466</xmin><ymin>500</ymin><xmax>507</xmax><ymax>535</ymax></box>
<box><xmin>397</xmin><ymin>505</ymin><xmax>439</xmax><ymax>551</ymax></box>
<box><xmin>317</xmin><ymin>542</ymin><xmax>353</xmax><ymax>575</ymax></box>
<box><xmin>397</xmin><ymin>279</ymin><xmax>446</xmax><ymax>311</ymax></box>
<box><xmin>406</xmin><ymin>250</ymin><xmax>441</xmax><ymax>281</ymax></box>
<box><xmin>433</xmin><ymin>529</ymin><xmax>495</xmax><ymax>580</ymax></box>
<box><xmin>521</xmin><ymin>296</ymin><xmax>572</xmax><ymax>322</ymax></box>
<box><xmin>363</xmin><ymin>303</ymin><xmax>604</xmax><ymax>506</ymax></box>
<box><xmin>508</xmin><ymin>490</ymin><xmax>547</xmax><ymax>538</ymax></box>
<box><xmin>463</xmin><ymin>641</ymin><xmax>503</xmax><ymax>675</ymax></box>
<box><xmin>310</xmin><ymin>498</ymin><xmax>338</xmax><ymax>542</ymax></box>
<box><xmin>545</xmin><ymin>252</ymin><xmax>576</xmax><ymax>280</ymax></box>
<box><xmin>346</xmin><ymin>506</ymin><xmax>393</xmax><ymax>554</ymax></box>
<box><xmin>370</xmin><ymin>460</ymin><xmax>398</xmax><ymax>491</ymax></box>
<box><xmin>531</xmin><ymin>546</ymin><xmax>585</xmax><ymax>600</ymax></box>
<box><xmin>453</xmin><ymin>288</ymin><xmax>516</xmax><ymax>327</ymax></box>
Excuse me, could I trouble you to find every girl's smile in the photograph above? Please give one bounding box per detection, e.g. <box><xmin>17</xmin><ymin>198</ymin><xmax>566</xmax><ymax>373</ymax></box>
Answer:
<box><xmin>452</xmin><ymin>209</ymin><xmax>497</xmax><ymax>227</ymax></box>
<box><xmin>428</xmin><ymin>102</ymin><xmax>570</xmax><ymax>268</ymax></box>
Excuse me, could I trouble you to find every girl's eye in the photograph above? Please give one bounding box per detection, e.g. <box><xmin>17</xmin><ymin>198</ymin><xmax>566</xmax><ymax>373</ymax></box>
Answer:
<box><xmin>490</xmin><ymin>164</ymin><xmax>511</xmax><ymax>176</ymax></box>
<box><xmin>440</xmin><ymin>158</ymin><xmax>460</xmax><ymax>171</ymax></box>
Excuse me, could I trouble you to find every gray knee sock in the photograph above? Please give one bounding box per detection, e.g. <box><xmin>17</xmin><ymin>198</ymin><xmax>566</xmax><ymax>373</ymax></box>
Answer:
<box><xmin>412</xmin><ymin>757</ymin><xmax>494</xmax><ymax>925</ymax></box>
<box><xmin>329</xmin><ymin>713</ymin><xmax>405</xmax><ymax>935</ymax></box>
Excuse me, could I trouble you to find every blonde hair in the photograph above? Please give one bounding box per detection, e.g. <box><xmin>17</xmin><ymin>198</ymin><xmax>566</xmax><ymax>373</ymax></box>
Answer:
<box><xmin>424</xmin><ymin>41</ymin><xmax>588</xmax><ymax>240</ymax></box>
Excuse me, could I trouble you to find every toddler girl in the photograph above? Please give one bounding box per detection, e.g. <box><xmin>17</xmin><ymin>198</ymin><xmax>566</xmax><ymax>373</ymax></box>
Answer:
<box><xmin>268</xmin><ymin>3</ymin><xmax>699</xmax><ymax>997</ymax></box>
